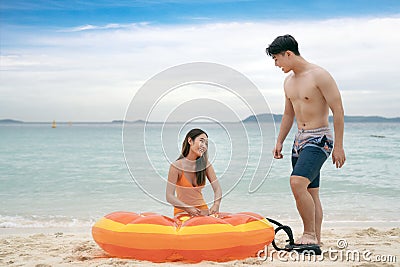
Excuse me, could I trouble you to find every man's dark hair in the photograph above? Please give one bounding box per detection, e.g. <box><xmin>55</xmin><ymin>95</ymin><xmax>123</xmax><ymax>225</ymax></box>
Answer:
<box><xmin>266</xmin><ymin>34</ymin><xmax>300</xmax><ymax>56</ymax></box>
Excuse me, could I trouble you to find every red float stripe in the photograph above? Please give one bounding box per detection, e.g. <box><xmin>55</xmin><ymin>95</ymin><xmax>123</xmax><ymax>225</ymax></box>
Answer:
<box><xmin>96</xmin><ymin>241</ymin><xmax>270</xmax><ymax>262</ymax></box>
<box><xmin>105</xmin><ymin>212</ymin><xmax>175</xmax><ymax>226</ymax></box>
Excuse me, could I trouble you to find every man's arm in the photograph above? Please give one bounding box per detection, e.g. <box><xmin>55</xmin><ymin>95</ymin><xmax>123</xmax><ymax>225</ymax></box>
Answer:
<box><xmin>273</xmin><ymin>96</ymin><xmax>295</xmax><ymax>159</ymax></box>
<box><xmin>316</xmin><ymin>69</ymin><xmax>346</xmax><ymax>168</ymax></box>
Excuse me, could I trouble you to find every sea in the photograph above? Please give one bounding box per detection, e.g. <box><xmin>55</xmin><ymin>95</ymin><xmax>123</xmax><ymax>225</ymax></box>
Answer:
<box><xmin>1</xmin><ymin>122</ymin><xmax>399</xmax><ymax>230</ymax></box>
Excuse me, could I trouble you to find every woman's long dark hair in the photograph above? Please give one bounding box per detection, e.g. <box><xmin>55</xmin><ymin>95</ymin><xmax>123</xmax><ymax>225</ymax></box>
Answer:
<box><xmin>178</xmin><ymin>128</ymin><xmax>208</xmax><ymax>186</ymax></box>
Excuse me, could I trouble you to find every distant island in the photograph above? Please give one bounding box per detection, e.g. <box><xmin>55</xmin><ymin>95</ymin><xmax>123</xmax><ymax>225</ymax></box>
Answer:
<box><xmin>1</xmin><ymin>114</ymin><xmax>400</xmax><ymax>124</ymax></box>
<box><xmin>0</xmin><ymin>119</ymin><xmax>24</xmax><ymax>124</ymax></box>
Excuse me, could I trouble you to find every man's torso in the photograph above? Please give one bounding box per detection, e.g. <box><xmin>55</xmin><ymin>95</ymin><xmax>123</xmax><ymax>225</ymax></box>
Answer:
<box><xmin>285</xmin><ymin>66</ymin><xmax>330</xmax><ymax>130</ymax></box>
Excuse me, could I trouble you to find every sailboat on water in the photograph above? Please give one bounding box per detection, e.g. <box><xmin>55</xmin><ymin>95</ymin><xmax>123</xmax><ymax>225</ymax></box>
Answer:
<box><xmin>52</xmin><ymin>120</ymin><xmax>57</xmax><ymax>128</ymax></box>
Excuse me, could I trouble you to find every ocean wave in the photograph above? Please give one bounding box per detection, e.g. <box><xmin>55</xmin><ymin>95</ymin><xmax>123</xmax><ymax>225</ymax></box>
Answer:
<box><xmin>0</xmin><ymin>214</ymin><xmax>95</xmax><ymax>228</ymax></box>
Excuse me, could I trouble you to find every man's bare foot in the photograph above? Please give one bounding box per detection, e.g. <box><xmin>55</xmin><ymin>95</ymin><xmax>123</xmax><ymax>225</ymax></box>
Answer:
<box><xmin>296</xmin><ymin>232</ymin><xmax>318</xmax><ymax>244</ymax></box>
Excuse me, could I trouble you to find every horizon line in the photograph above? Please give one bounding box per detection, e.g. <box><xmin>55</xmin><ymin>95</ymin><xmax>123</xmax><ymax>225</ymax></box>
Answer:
<box><xmin>1</xmin><ymin>114</ymin><xmax>400</xmax><ymax>124</ymax></box>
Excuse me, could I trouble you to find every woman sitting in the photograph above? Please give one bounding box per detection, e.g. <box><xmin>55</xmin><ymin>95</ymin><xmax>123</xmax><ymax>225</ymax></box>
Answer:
<box><xmin>166</xmin><ymin>128</ymin><xmax>222</xmax><ymax>216</ymax></box>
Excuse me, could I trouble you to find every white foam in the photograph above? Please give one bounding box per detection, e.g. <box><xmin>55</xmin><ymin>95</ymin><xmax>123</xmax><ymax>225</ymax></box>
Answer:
<box><xmin>0</xmin><ymin>214</ymin><xmax>95</xmax><ymax>228</ymax></box>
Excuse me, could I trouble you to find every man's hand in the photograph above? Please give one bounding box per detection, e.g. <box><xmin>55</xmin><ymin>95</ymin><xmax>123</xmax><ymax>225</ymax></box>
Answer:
<box><xmin>332</xmin><ymin>146</ymin><xmax>346</xmax><ymax>168</ymax></box>
<box><xmin>273</xmin><ymin>143</ymin><xmax>284</xmax><ymax>159</ymax></box>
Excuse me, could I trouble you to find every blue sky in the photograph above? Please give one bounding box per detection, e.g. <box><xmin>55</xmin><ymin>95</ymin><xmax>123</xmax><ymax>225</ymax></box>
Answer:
<box><xmin>2</xmin><ymin>0</ymin><xmax>399</xmax><ymax>26</ymax></box>
<box><xmin>1</xmin><ymin>0</ymin><xmax>400</xmax><ymax>121</ymax></box>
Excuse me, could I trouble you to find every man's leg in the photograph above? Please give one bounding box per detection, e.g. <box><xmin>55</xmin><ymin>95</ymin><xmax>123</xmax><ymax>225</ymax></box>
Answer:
<box><xmin>290</xmin><ymin>175</ymin><xmax>318</xmax><ymax>244</ymax></box>
<box><xmin>308</xmin><ymin>187</ymin><xmax>323</xmax><ymax>244</ymax></box>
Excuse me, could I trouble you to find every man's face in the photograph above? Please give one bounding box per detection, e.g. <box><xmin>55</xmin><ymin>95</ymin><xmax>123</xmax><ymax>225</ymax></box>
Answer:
<box><xmin>272</xmin><ymin>52</ymin><xmax>290</xmax><ymax>73</ymax></box>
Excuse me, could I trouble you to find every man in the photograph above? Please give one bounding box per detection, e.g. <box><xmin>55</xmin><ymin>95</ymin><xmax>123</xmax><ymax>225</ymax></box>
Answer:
<box><xmin>266</xmin><ymin>35</ymin><xmax>346</xmax><ymax>246</ymax></box>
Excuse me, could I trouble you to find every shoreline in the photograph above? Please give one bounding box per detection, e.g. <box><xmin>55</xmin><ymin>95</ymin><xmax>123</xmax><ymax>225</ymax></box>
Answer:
<box><xmin>1</xmin><ymin>224</ymin><xmax>398</xmax><ymax>266</ymax></box>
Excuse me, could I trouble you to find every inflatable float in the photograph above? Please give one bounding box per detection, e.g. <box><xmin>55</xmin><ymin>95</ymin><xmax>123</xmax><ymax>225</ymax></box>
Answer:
<box><xmin>92</xmin><ymin>211</ymin><xmax>275</xmax><ymax>262</ymax></box>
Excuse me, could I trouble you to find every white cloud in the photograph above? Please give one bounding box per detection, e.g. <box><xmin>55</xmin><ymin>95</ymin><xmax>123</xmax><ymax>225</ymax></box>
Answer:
<box><xmin>61</xmin><ymin>22</ymin><xmax>151</xmax><ymax>32</ymax></box>
<box><xmin>1</xmin><ymin>16</ymin><xmax>399</xmax><ymax>121</ymax></box>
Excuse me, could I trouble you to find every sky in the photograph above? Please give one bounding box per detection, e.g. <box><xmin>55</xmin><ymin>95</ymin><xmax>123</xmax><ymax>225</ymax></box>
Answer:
<box><xmin>1</xmin><ymin>0</ymin><xmax>400</xmax><ymax>122</ymax></box>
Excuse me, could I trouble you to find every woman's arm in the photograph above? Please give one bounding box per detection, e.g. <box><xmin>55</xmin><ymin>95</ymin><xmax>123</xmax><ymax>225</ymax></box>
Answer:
<box><xmin>166</xmin><ymin>162</ymin><xmax>201</xmax><ymax>216</ymax></box>
<box><xmin>206</xmin><ymin>163</ymin><xmax>222</xmax><ymax>214</ymax></box>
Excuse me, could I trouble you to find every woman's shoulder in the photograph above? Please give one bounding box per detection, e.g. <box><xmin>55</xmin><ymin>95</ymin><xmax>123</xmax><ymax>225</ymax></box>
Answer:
<box><xmin>170</xmin><ymin>159</ymin><xmax>183</xmax><ymax>170</ymax></box>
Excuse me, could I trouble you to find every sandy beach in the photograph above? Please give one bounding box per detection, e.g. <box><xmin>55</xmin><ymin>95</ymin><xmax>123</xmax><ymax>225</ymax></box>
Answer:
<box><xmin>1</xmin><ymin>224</ymin><xmax>398</xmax><ymax>267</ymax></box>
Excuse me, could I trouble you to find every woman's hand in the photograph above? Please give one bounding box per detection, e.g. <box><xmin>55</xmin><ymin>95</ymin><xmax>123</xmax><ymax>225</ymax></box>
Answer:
<box><xmin>209</xmin><ymin>203</ymin><xmax>220</xmax><ymax>215</ymax></box>
<box><xmin>185</xmin><ymin>206</ymin><xmax>201</xmax><ymax>216</ymax></box>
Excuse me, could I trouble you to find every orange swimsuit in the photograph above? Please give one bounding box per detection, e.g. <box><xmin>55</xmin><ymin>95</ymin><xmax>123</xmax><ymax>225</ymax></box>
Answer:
<box><xmin>174</xmin><ymin>171</ymin><xmax>208</xmax><ymax>216</ymax></box>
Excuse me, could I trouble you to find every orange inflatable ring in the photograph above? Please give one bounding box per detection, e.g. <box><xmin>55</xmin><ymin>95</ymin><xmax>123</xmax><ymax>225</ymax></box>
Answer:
<box><xmin>92</xmin><ymin>211</ymin><xmax>275</xmax><ymax>262</ymax></box>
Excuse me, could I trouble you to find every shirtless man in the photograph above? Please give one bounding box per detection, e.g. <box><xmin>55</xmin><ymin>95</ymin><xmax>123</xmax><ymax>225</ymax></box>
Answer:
<box><xmin>266</xmin><ymin>35</ymin><xmax>346</xmax><ymax>245</ymax></box>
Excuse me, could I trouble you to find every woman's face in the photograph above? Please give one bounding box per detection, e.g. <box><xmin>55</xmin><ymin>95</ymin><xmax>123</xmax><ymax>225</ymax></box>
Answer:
<box><xmin>189</xmin><ymin>133</ymin><xmax>208</xmax><ymax>157</ymax></box>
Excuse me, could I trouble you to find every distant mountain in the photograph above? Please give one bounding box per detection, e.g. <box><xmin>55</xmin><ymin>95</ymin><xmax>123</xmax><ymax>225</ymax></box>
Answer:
<box><xmin>341</xmin><ymin>116</ymin><xmax>400</xmax><ymax>123</ymax></box>
<box><xmin>0</xmin><ymin>119</ymin><xmax>23</xmax><ymax>124</ymax></box>
<box><xmin>242</xmin><ymin>114</ymin><xmax>400</xmax><ymax>123</ymax></box>
<box><xmin>242</xmin><ymin>113</ymin><xmax>281</xmax><ymax>123</ymax></box>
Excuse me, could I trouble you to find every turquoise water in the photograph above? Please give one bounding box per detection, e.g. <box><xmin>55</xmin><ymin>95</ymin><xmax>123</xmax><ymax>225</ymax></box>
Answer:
<box><xmin>1</xmin><ymin>122</ymin><xmax>399</xmax><ymax>228</ymax></box>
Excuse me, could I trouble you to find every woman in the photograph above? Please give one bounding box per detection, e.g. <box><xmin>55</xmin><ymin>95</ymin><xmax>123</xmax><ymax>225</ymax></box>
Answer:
<box><xmin>166</xmin><ymin>128</ymin><xmax>222</xmax><ymax>216</ymax></box>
